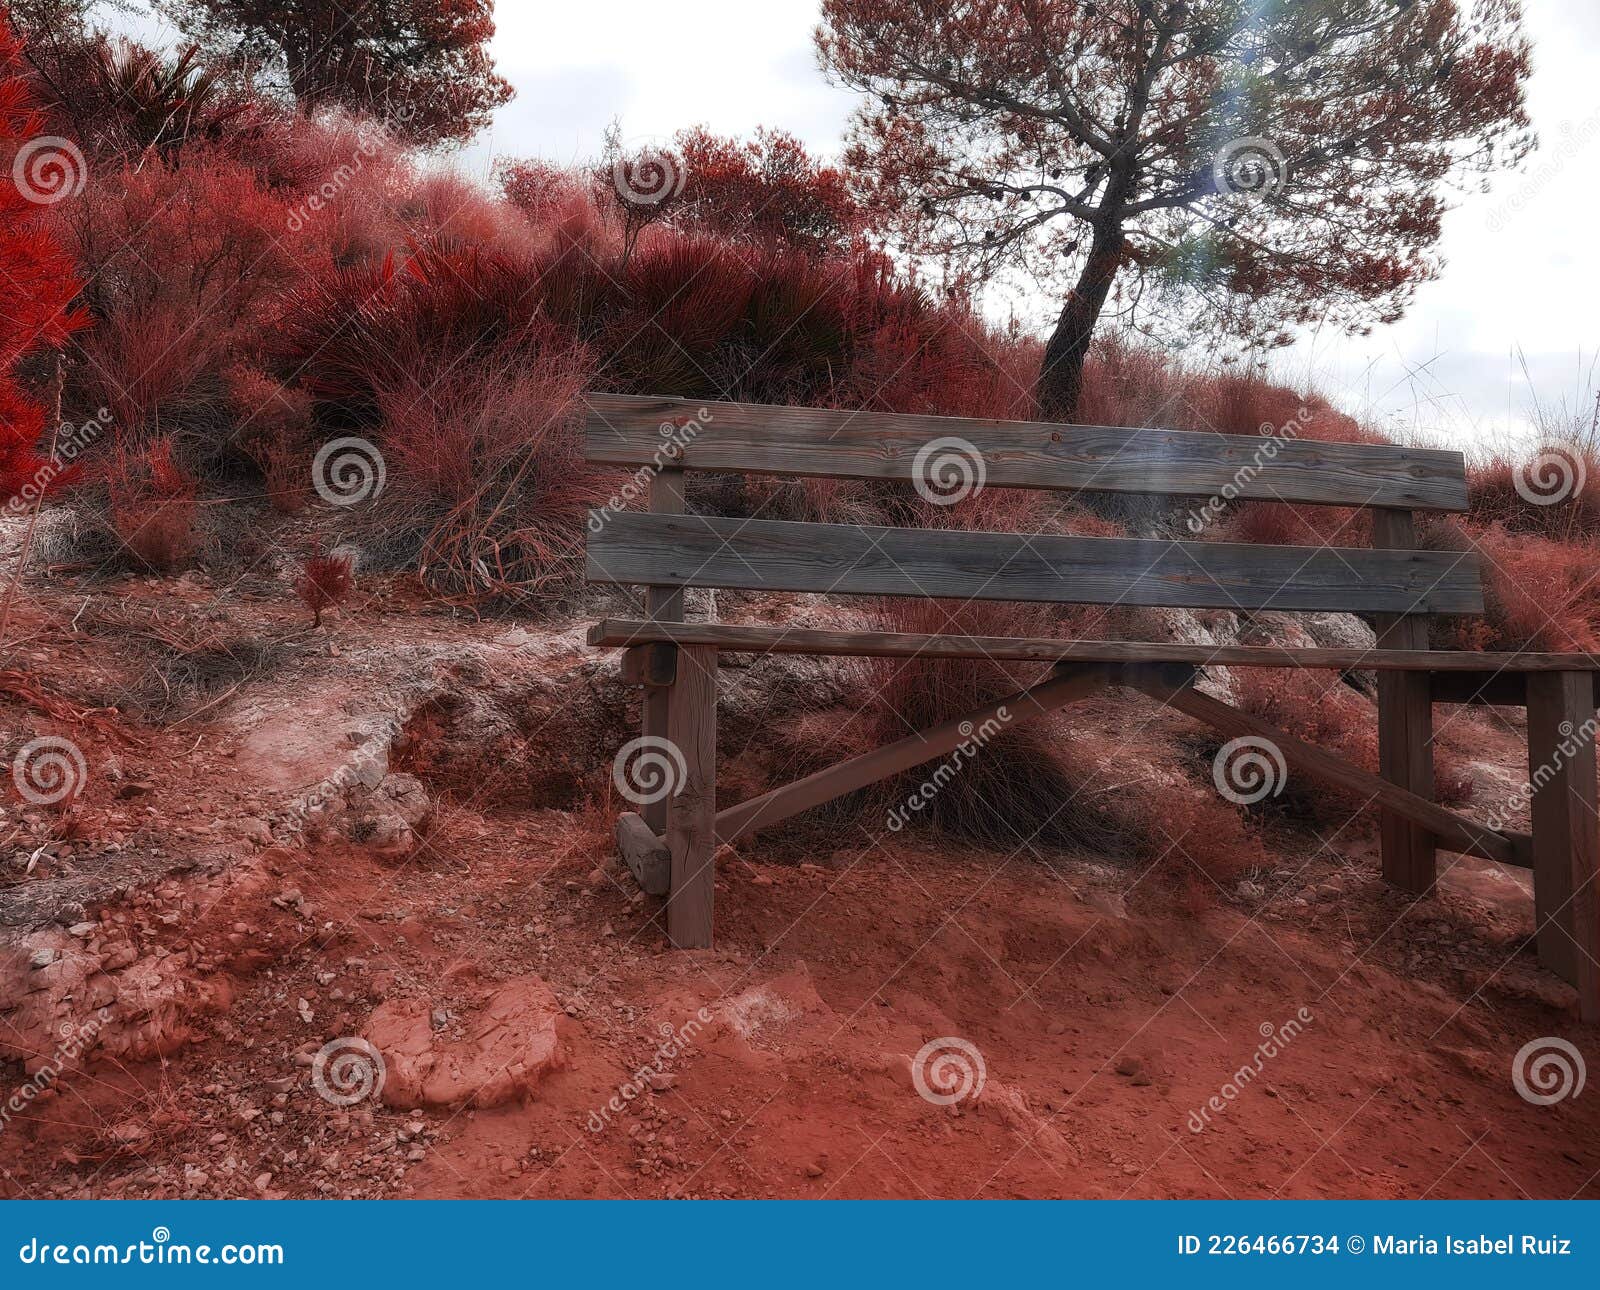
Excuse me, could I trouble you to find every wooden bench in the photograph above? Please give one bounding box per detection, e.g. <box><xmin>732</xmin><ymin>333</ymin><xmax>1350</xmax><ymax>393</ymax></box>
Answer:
<box><xmin>582</xmin><ymin>393</ymin><xmax>1600</xmax><ymax>1020</ymax></box>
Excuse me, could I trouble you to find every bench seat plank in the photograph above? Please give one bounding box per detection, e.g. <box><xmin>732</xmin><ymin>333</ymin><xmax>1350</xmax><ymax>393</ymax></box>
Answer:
<box><xmin>588</xmin><ymin>618</ymin><xmax>1600</xmax><ymax>674</ymax></box>
<box><xmin>585</xmin><ymin>393</ymin><xmax>1471</xmax><ymax>512</ymax></box>
<box><xmin>586</xmin><ymin>513</ymin><xmax>1485</xmax><ymax>615</ymax></box>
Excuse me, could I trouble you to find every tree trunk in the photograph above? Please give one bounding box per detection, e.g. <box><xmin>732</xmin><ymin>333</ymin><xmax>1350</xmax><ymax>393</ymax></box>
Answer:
<box><xmin>1037</xmin><ymin>228</ymin><xmax>1123</xmax><ymax>422</ymax></box>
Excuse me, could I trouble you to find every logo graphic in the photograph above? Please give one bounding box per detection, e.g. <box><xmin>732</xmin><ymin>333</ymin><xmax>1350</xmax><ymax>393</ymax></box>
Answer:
<box><xmin>11</xmin><ymin>736</ymin><xmax>88</xmax><ymax>806</ymax></box>
<box><xmin>1514</xmin><ymin>440</ymin><xmax>1587</xmax><ymax>507</ymax></box>
<box><xmin>612</xmin><ymin>736</ymin><xmax>688</xmax><ymax>805</ymax></box>
<box><xmin>311</xmin><ymin>1037</ymin><xmax>386</xmax><ymax>1107</ymax></box>
<box><xmin>1512</xmin><ymin>1036</ymin><xmax>1585</xmax><ymax>1106</ymax></box>
<box><xmin>911</xmin><ymin>1036</ymin><xmax>987</xmax><ymax>1106</ymax></box>
<box><xmin>612</xmin><ymin>147</ymin><xmax>685</xmax><ymax>206</ymax></box>
<box><xmin>1213</xmin><ymin>137</ymin><xmax>1288</xmax><ymax>203</ymax></box>
<box><xmin>12</xmin><ymin>136</ymin><xmax>87</xmax><ymax>204</ymax></box>
<box><xmin>312</xmin><ymin>437</ymin><xmax>386</xmax><ymax>506</ymax></box>
<box><xmin>1212</xmin><ymin>735</ymin><xmax>1287</xmax><ymax>805</ymax></box>
<box><xmin>912</xmin><ymin>436</ymin><xmax>986</xmax><ymax>505</ymax></box>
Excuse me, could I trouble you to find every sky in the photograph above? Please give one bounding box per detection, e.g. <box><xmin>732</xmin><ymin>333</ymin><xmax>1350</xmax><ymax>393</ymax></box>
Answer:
<box><xmin>129</xmin><ymin>0</ymin><xmax>1600</xmax><ymax>454</ymax></box>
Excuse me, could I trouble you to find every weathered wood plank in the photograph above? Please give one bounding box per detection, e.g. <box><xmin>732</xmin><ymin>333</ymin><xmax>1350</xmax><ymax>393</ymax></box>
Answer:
<box><xmin>585</xmin><ymin>393</ymin><xmax>1471</xmax><ymax>512</ymax></box>
<box><xmin>590</xmin><ymin>619</ymin><xmax>1600</xmax><ymax>673</ymax></box>
<box><xmin>588</xmin><ymin>512</ymin><xmax>1484</xmax><ymax>615</ymax></box>
<box><xmin>1526</xmin><ymin>671</ymin><xmax>1600</xmax><ymax>1018</ymax></box>
<box><xmin>1373</xmin><ymin>509</ymin><xmax>1437</xmax><ymax>895</ymax></box>
<box><xmin>616</xmin><ymin>811</ymin><xmax>671</xmax><ymax>895</ymax></box>
<box><xmin>639</xmin><ymin>467</ymin><xmax>685</xmax><ymax>835</ymax></box>
<box><xmin>586</xmin><ymin>513</ymin><xmax>1484</xmax><ymax>615</ymax></box>
<box><xmin>664</xmin><ymin>645</ymin><xmax>718</xmax><ymax>948</ymax></box>
<box><xmin>715</xmin><ymin>663</ymin><xmax>1111</xmax><ymax>843</ymax></box>
<box><xmin>1120</xmin><ymin>663</ymin><xmax>1521</xmax><ymax>869</ymax></box>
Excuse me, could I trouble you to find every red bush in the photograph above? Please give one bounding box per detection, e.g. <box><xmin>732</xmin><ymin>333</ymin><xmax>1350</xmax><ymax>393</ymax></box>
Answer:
<box><xmin>674</xmin><ymin>126</ymin><xmax>862</xmax><ymax>257</ymax></box>
<box><xmin>104</xmin><ymin>437</ymin><xmax>199</xmax><ymax>571</ymax></box>
<box><xmin>0</xmin><ymin>19</ymin><xmax>89</xmax><ymax>505</ymax></box>
<box><xmin>296</xmin><ymin>548</ymin><xmax>354</xmax><ymax>626</ymax></box>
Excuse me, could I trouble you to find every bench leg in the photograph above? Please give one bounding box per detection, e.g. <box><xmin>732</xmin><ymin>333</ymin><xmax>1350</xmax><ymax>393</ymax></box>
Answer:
<box><xmin>1377</xmin><ymin>664</ymin><xmax>1436</xmax><ymax>894</ymax></box>
<box><xmin>639</xmin><ymin>655</ymin><xmax>674</xmax><ymax>837</ymax></box>
<box><xmin>664</xmin><ymin>645</ymin><xmax>717</xmax><ymax>948</ymax></box>
<box><xmin>1526</xmin><ymin>671</ymin><xmax>1600</xmax><ymax>1020</ymax></box>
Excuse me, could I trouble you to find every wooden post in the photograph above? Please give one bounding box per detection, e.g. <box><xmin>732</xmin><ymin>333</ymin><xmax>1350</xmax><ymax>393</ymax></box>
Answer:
<box><xmin>1526</xmin><ymin>671</ymin><xmax>1600</xmax><ymax>1021</ymax></box>
<box><xmin>640</xmin><ymin>468</ymin><xmax>685</xmax><ymax>836</ymax></box>
<box><xmin>665</xmin><ymin>644</ymin><xmax>718</xmax><ymax>948</ymax></box>
<box><xmin>1372</xmin><ymin>509</ymin><xmax>1436</xmax><ymax>894</ymax></box>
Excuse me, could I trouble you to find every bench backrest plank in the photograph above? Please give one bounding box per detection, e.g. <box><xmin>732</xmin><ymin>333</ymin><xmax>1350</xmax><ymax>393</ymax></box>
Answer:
<box><xmin>586</xmin><ymin>393</ymin><xmax>1470</xmax><ymax>512</ymax></box>
<box><xmin>586</xmin><ymin>513</ymin><xmax>1484</xmax><ymax>616</ymax></box>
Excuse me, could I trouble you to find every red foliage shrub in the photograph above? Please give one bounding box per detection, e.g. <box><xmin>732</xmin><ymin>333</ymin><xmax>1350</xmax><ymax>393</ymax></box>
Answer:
<box><xmin>296</xmin><ymin>548</ymin><xmax>354</xmax><ymax>626</ymax></box>
<box><xmin>1426</xmin><ymin>519</ymin><xmax>1600</xmax><ymax>653</ymax></box>
<box><xmin>0</xmin><ymin>19</ymin><xmax>89</xmax><ymax>505</ymax></box>
<box><xmin>674</xmin><ymin>126</ymin><xmax>862</xmax><ymax>257</ymax></box>
<box><xmin>496</xmin><ymin>157</ymin><xmax>588</xmax><ymax>225</ymax></box>
<box><xmin>104</xmin><ymin>437</ymin><xmax>199</xmax><ymax>571</ymax></box>
<box><xmin>367</xmin><ymin>352</ymin><xmax>605</xmax><ymax>599</ymax></box>
<box><xmin>63</xmin><ymin>153</ymin><xmax>319</xmax><ymax>481</ymax></box>
<box><xmin>1466</xmin><ymin>448</ymin><xmax>1600</xmax><ymax>545</ymax></box>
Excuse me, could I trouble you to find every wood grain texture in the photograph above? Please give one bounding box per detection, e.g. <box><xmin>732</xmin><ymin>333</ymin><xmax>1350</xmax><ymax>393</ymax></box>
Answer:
<box><xmin>1121</xmin><ymin>664</ymin><xmax>1520</xmax><ymax>868</ymax></box>
<box><xmin>664</xmin><ymin>645</ymin><xmax>718</xmax><ymax>948</ymax></box>
<box><xmin>585</xmin><ymin>393</ymin><xmax>1472</xmax><ymax>511</ymax></box>
<box><xmin>639</xmin><ymin>467</ymin><xmax>686</xmax><ymax>835</ymax></box>
<box><xmin>715</xmin><ymin>664</ymin><xmax>1111</xmax><ymax>842</ymax></box>
<box><xmin>615</xmin><ymin>811</ymin><xmax>671</xmax><ymax>896</ymax></box>
<box><xmin>589</xmin><ymin>619</ymin><xmax>1600</xmax><ymax>673</ymax></box>
<box><xmin>586</xmin><ymin>512</ymin><xmax>1486</xmax><ymax>615</ymax></box>
<box><xmin>1373</xmin><ymin>509</ymin><xmax>1437</xmax><ymax>894</ymax></box>
<box><xmin>1526</xmin><ymin>671</ymin><xmax>1600</xmax><ymax>1018</ymax></box>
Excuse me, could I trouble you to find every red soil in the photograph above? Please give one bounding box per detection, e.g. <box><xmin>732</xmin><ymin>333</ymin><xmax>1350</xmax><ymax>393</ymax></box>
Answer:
<box><xmin>0</xmin><ymin>570</ymin><xmax>1596</xmax><ymax>1201</ymax></box>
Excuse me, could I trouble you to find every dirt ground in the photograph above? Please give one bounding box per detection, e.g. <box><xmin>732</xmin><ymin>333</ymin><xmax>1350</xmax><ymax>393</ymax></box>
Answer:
<box><xmin>0</xmin><ymin>544</ymin><xmax>1596</xmax><ymax>1200</ymax></box>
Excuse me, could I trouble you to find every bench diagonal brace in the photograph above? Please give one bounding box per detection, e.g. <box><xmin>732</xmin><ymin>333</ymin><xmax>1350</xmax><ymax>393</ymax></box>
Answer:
<box><xmin>1119</xmin><ymin>664</ymin><xmax>1522</xmax><ymax>869</ymax></box>
<box><xmin>715</xmin><ymin>663</ymin><xmax>1112</xmax><ymax>844</ymax></box>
